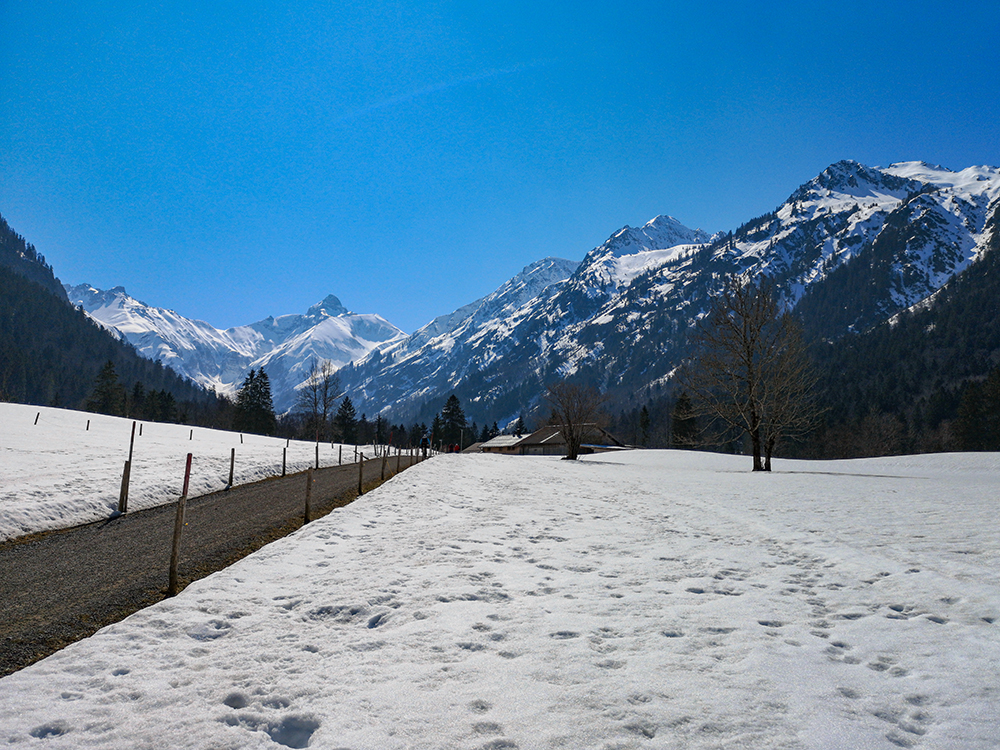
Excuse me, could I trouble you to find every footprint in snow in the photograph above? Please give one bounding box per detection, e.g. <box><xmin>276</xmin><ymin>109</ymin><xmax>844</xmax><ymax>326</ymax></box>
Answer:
<box><xmin>29</xmin><ymin>722</ymin><xmax>71</xmax><ymax>739</ymax></box>
<box><xmin>187</xmin><ymin>619</ymin><xmax>232</xmax><ymax>641</ymax></box>
<box><xmin>220</xmin><ymin>714</ymin><xmax>320</xmax><ymax>749</ymax></box>
<box><xmin>473</xmin><ymin>721</ymin><xmax>504</xmax><ymax>735</ymax></box>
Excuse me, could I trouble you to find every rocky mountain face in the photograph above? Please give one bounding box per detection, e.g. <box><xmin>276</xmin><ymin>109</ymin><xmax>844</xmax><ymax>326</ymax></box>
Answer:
<box><xmin>339</xmin><ymin>161</ymin><xmax>1000</xmax><ymax>426</ymax></box>
<box><xmin>65</xmin><ymin>286</ymin><xmax>406</xmax><ymax>412</ymax></box>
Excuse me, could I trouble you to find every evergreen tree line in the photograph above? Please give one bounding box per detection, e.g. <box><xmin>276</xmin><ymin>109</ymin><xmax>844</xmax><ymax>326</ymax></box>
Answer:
<box><xmin>85</xmin><ymin>360</ymin><xmax>199</xmax><ymax>423</ymax></box>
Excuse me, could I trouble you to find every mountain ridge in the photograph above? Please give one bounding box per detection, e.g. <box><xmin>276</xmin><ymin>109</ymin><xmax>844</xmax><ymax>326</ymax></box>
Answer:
<box><xmin>65</xmin><ymin>284</ymin><xmax>406</xmax><ymax>411</ymax></box>
<box><xmin>58</xmin><ymin>159</ymin><xmax>1000</xmax><ymax>428</ymax></box>
<box><xmin>337</xmin><ymin>159</ymin><xmax>1000</xmax><ymax>425</ymax></box>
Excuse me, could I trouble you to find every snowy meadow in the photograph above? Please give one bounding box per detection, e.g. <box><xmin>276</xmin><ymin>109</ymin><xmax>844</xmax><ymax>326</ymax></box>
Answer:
<box><xmin>1</xmin><ymin>407</ymin><xmax>999</xmax><ymax>748</ymax></box>
<box><xmin>0</xmin><ymin>403</ymin><xmax>375</xmax><ymax>542</ymax></box>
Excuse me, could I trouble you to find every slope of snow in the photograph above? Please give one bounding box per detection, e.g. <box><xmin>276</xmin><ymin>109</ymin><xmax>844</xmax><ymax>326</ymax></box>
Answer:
<box><xmin>0</xmin><ymin>403</ymin><xmax>379</xmax><ymax>542</ymax></box>
<box><xmin>1</xmin><ymin>444</ymin><xmax>998</xmax><ymax>748</ymax></box>
<box><xmin>577</xmin><ymin>215</ymin><xmax>712</xmax><ymax>288</ymax></box>
<box><xmin>883</xmin><ymin>161</ymin><xmax>1000</xmax><ymax>194</ymax></box>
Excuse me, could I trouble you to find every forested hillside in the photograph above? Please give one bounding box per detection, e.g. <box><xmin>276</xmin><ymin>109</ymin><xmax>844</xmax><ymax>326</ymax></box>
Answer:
<box><xmin>0</xmin><ymin>215</ymin><xmax>67</xmax><ymax>300</ymax></box>
<box><xmin>806</xmin><ymin>202</ymin><xmax>1000</xmax><ymax>455</ymax></box>
<box><xmin>608</xmin><ymin>203</ymin><xmax>1000</xmax><ymax>457</ymax></box>
<box><xmin>0</xmin><ymin>213</ymin><xmax>225</xmax><ymax>423</ymax></box>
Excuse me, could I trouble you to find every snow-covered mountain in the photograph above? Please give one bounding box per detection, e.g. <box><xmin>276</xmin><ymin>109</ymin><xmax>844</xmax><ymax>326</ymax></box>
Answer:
<box><xmin>65</xmin><ymin>286</ymin><xmax>406</xmax><ymax>411</ymax></box>
<box><xmin>338</xmin><ymin>160</ymin><xmax>1000</xmax><ymax>425</ymax></box>
<box><xmin>65</xmin><ymin>160</ymin><xmax>1000</xmax><ymax>426</ymax></box>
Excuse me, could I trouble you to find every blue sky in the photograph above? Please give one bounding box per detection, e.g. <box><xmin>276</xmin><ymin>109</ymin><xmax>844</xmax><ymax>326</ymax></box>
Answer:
<box><xmin>2</xmin><ymin>1</ymin><xmax>999</xmax><ymax>332</ymax></box>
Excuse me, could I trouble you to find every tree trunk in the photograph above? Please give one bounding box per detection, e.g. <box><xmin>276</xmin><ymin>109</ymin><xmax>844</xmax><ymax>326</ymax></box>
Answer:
<box><xmin>751</xmin><ymin>427</ymin><xmax>764</xmax><ymax>471</ymax></box>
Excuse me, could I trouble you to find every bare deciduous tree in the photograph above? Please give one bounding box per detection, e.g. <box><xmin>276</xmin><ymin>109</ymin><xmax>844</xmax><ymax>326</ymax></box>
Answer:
<box><xmin>680</xmin><ymin>275</ymin><xmax>821</xmax><ymax>471</ymax></box>
<box><xmin>545</xmin><ymin>382</ymin><xmax>608</xmax><ymax>460</ymax></box>
<box><xmin>296</xmin><ymin>359</ymin><xmax>341</xmax><ymax>443</ymax></box>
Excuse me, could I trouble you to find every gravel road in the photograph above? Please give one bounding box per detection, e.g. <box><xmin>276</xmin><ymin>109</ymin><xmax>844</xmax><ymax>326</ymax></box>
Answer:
<box><xmin>0</xmin><ymin>454</ymin><xmax>417</xmax><ymax>677</ymax></box>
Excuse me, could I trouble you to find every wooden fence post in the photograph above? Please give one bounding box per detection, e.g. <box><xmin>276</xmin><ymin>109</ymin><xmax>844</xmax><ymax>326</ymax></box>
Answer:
<box><xmin>86</xmin><ymin>419</ymin><xmax>90</xmax><ymax>431</ymax></box>
<box><xmin>304</xmin><ymin>467</ymin><xmax>313</xmax><ymax>524</ymax></box>
<box><xmin>381</xmin><ymin>450</ymin><xmax>387</xmax><ymax>481</ymax></box>
<box><xmin>34</xmin><ymin>412</ymin><xmax>39</xmax><ymax>425</ymax></box>
<box><xmin>128</xmin><ymin>420</ymin><xmax>136</xmax><ymax>461</ymax></box>
<box><xmin>282</xmin><ymin>447</ymin><xmax>287</xmax><ymax>477</ymax></box>
<box><xmin>117</xmin><ymin>461</ymin><xmax>131</xmax><ymax>513</ymax></box>
<box><xmin>228</xmin><ymin>447</ymin><xmax>235</xmax><ymax>488</ymax></box>
<box><xmin>358</xmin><ymin>453</ymin><xmax>364</xmax><ymax>496</ymax></box>
<box><xmin>116</xmin><ymin>421</ymin><xmax>138</xmax><ymax>513</ymax></box>
<box><xmin>339</xmin><ymin>445</ymin><xmax>342</xmax><ymax>465</ymax></box>
<box><xmin>168</xmin><ymin>453</ymin><xmax>193</xmax><ymax>596</ymax></box>
<box><xmin>315</xmin><ymin>443</ymin><xmax>319</xmax><ymax>470</ymax></box>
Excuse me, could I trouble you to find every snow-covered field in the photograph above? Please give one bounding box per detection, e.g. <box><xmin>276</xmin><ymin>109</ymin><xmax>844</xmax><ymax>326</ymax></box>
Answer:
<box><xmin>0</xmin><ymin>403</ymin><xmax>378</xmax><ymax>542</ymax></box>
<box><xmin>1</xmin><ymin>435</ymin><xmax>998</xmax><ymax>748</ymax></box>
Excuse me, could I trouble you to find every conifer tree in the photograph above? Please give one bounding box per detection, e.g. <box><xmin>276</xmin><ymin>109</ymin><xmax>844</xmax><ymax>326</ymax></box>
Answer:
<box><xmin>440</xmin><ymin>394</ymin><xmax>467</xmax><ymax>447</ymax></box>
<box><xmin>955</xmin><ymin>367</ymin><xmax>1000</xmax><ymax>450</ymax></box>
<box><xmin>233</xmin><ymin>368</ymin><xmax>277</xmax><ymax>435</ymax></box>
<box><xmin>334</xmin><ymin>395</ymin><xmax>358</xmax><ymax>444</ymax></box>
<box><xmin>670</xmin><ymin>392</ymin><xmax>698</xmax><ymax>447</ymax></box>
<box><xmin>514</xmin><ymin>414</ymin><xmax>525</xmax><ymax>437</ymax></box>
<box><xmin>357</xmin><ymin>413</ymin><xmax>373</xmax><ymax>445</ymax></box>
<box><xmin>130</xmin><ymin>381</ymin><xmax>146</xmax><ymax>419</ymax></box>
<box><xmin>86</xmin><ymin>360</ymin><xmax>126</xmax><ymax>416</ymax></box>
<box><xmin>430</xmin><ymin>413</ymin><xmax>444</xmax><ymax>448</ymax></box>
<box><xmin>257</xmin><ymin>370</ymin><xmax>276</xmax><ymax>433</ymax></box>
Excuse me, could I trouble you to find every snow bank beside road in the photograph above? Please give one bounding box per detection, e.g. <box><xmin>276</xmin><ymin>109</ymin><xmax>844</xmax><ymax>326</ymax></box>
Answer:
<box><xmin>2</xmin><ymin>449</ymin><xmax>998</xmax><ymax>748</ymax></box>
<box><xmin>0</xmin><ymin>403</ymin><xmax>374</xmax><ymax>541</ymax></box>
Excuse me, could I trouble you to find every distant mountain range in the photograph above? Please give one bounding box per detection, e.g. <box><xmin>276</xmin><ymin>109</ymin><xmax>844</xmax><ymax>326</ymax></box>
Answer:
<box><xmin>62</xmin><ymin>160</ymin><xmax>1000</xmax><ymax>427</ymax></box>
<box><xmin>65</xmin><ymin>286</ymin><xmax>405</xmax><ymax>412</ymax></box>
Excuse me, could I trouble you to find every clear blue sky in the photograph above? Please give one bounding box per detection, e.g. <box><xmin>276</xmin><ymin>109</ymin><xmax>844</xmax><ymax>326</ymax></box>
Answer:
<box><xmin>2</xmin><ymin>1</ymin><xmax>999</xmax><ymax>332</ymax></box>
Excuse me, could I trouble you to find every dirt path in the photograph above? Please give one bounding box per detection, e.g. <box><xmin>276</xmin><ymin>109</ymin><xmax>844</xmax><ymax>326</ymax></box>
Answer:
<box><xmin>0</xmin><ymin>454</ymin><xmax>418</xmax><ymax>677</ymax></box>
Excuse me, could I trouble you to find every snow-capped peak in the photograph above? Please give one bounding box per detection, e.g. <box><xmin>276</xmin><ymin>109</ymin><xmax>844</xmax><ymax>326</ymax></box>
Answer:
<box><xmin>306</xmin><ymin>294</ymin><xmax>348</xmax><ymax>318</ymax></box>
<box><xmin>789</xmin><ymin>160</ymin><xmax>920</xmax><ymax>205</ymax></box>
<box><xmin>574</xmin><ymin>215</ymin><xmax>713</xmax><ymax>289</ymax></box>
